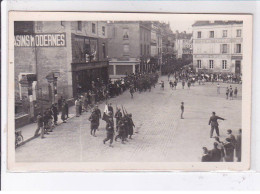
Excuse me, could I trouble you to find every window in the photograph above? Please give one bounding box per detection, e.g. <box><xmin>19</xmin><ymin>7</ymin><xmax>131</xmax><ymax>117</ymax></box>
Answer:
<box><xmin>147</xmin><ymin>45</ymin><xmax>149</xmax><ymax>55</ymax></box>
<box><xmin>61</xmin><ymin>21</ymin><xmax>65</xmax><ymax>27</ymax></box>
<box><xmin>102</xmin><ymin>43</ymin><xmax>106</xmax><ymax>59</ymax></box>
<box><xmin>197</xmin><ymin>31</ymin><xmax>201</xmax><ymax>38</ymax></box>
<box><xmin>236</xmin><ymin>44</ymin><xmax>241</xmax><ymax>53</ymax></box>
<box><xmin>92</xmin><ymin>23</ymin><xmax>96</xmax><ymax>34</ymax></box>
<box><xmin>222</xmin><ymin>60</ymin><xmax>227</xmax><ymax>69</ymax></box>
<box><xmin>123</xmin><ymin>44</ymin><xmax>129</xmax><ymax>53</ymax></box>
<box><xmin>209</xmin><ymin>31</ymin><xmax>214</xmax><ymax>38</ymax></box>
<box><xmin>102</xmin><ymin>26</ymin><xmax>105</xmax><ymax>36</ymax></box>
<box><xmin>140</xmin><ymin>44</ymin><xmax>143</xmax><ymax>55</ymax></box>
<box><xmin>209</xmin><ymin>60</ymin><xmax>214</xmax><ymax>69</ymax></box>
<box><xmin>221</xmin><ymin>44</ymin><xmax>228</xmax><ymax>53</ymax></box>
<box><xmin>77</xmin><ymin>21</ymin><xmax>82</xmax><ymax>31</ymax></box>
<box><xmin>123</xmin><ymin>30</ymin><xmax>129</xmax><ymax>39</ymax></box>
<box><xmin>237</xmin><ymin>29</ymin><xmax>242</xmax><ymax>37</ymax></box>
<box><xmin>197</xmin><ymin>60</ymin><xmax>202</xmax><ymax>69</ymax></box>
<box><xmin>223</xmin><ymin>30</ymin><xmax>227</xmax><ymax>37</ymax></box>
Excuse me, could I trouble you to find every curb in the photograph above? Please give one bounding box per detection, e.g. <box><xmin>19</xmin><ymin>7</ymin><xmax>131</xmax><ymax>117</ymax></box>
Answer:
<box><xmin>15</xmin><ymin>114</ymin><xmax>76</xmax><ymax>149</ymax></box>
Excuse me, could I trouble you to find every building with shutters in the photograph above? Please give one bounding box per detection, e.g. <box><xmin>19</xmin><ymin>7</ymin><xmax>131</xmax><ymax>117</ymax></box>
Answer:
<box><xmin>192</xmin><ymin>21</ymin><xmax>243</xmax><ymax>75</ymax></box>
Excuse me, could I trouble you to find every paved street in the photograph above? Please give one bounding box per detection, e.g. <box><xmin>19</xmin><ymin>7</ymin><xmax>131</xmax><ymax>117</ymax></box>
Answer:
<box><xmin>16</xmin><ymin>76</ymin><xmax>242</xmax><ymax>162</ymax></box>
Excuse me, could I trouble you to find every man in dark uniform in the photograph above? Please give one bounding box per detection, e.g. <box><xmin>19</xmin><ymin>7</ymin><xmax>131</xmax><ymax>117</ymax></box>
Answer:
<box><xmin>227</xmin><ymin>129</ymin><xmax>237</xmax><ymax>148</ymax></box>
<box><xmin>210</xmin><ymin>142</ymin><xmax>222</xmax><ymax>162</ymax></box>
<box><xmin>108</xmin><ymin>103</ymin><xmax>114</xmax><ymax>118</ymax></box>
<box><xmin>115</xmin><ymin>118</ymin><xmax>126</xmax><ymax>144</ymax></box>
<box><xmin>127</xmin><ymin>114</ymin><xmax>135</xmax><ymax>139</ymax></box>
<box><xmin>89</xmin><ymin>109</ymin><xmax>99</xmax><ymax>137</ymax></box>
<box><xmin>208</xmin><ymin>112</ymin><xmax>225</xmax><ymax>138</ymax></box>
<box><xmin>103</xmin><ymin>117</ymin><xmax>115</xmax><ymax>147</ymax></box>
<box><xmin>201</xmin><ymin>147</ymin><xmax>211</xmax><ymax>162</ymax></box>
<box><xmin>51</xmin><ymin>103</ymin><xmax>58</xmax><ymax>125</ymax></box>
<box><xmin>223</xmin><ymin>138</ymin><xmax>235</xmax><ymax>162</ymax></box>
<box><xmin>115</xmin><ymin>107</ymin><xmax>122</xmax><ymax>130</ymax></box>
<box><xmin>93</xmin><ymin>105</ymin><xmax>101</xmax><ymax>130</ymax></box>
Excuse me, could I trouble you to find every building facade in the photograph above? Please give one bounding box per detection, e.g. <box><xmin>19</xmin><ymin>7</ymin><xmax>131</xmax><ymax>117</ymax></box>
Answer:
<box><xmin>192</xmin><ymin>21</ymin><xmax>243</xmax><ymax>74</ymax></box>
<box><xmin>107</xmin><ymin>21</ymin><xmax>153</xmax><ymax>79</ymax></box>
<box><xmin>14</xmin><ymin>21</ymin><xmax>109</xmax><ymax>119</ymax></box>
<box><xmin>150</xmin><ymin>22</ymin><xmax>162</xmax><ymax>66</ymax></box>
<box><xmin>175</xmin><ymin>31</ymin><xmax>193</xmax><ymax>61</ymax></box>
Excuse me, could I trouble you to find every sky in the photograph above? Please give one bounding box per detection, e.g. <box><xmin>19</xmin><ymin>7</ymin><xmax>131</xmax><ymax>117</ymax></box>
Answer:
<box><xmin>169</xmin><ymin>20</ymin><xmax>195</xmax><ymax>33</ymax></box>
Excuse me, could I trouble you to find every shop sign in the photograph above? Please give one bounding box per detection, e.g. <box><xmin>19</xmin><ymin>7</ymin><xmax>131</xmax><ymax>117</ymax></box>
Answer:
<box><xmin>14</xmin><ymin>33</ymin><xmax>66</xmax><ymax>47</ymax></box>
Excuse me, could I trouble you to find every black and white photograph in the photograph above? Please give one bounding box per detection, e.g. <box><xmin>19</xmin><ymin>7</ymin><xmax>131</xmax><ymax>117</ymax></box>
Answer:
<box><xmin>7</xmin><ymin>12</ymin><xmax>252</xmax><ymax>171</ymax></box>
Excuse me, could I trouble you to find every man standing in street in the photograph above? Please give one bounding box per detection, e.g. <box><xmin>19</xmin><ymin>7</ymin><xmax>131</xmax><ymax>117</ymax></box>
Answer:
<box><xmin>181</xmin><ymin>102</ymin><xmax>184</xmax><ymax>119</ymax></box>
<box><xmin>217</xmin><ymin>83</ymin><xmax>220</xmax><ymax>95</ymax></box>
<box><xmin>103</xmin><ymin>116</ymin><xmax>115</xmax><ymax>147</ymax></box>
<box><xmin>34</xmin><ymin>112</ymin><xmax>44</xmax><ymax>138</ymax></box>
<box><xmin>182</xmin><ymin>79</ymin><xmax>185</xmax><ymax>89</ymax></box>
<box><xmin>51</xmin><ymin>103</ymin><xmax>58</xmax><ymax>125</ymax></box>
<box><xmin>89</xmin><ymin>109</ymin><xmax>99</xmax><ymax>137</ymax></box>
<box><xmin>208</xmin><ymin>112</ymin><xmax>225</xmax><ymax>138</ymax></box>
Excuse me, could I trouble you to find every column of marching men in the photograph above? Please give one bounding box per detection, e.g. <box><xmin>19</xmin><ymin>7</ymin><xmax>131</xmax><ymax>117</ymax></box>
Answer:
<box><xmin>34</xmin><ymin>72</ymin><xmax>159</xmax><ymax>147</ymax></box>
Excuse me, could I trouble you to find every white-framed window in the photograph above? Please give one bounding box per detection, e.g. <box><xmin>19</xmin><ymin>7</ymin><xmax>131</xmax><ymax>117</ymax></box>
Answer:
<box><xmin>222</xmin><ymin>60</ymin><xmax>227</xmax><ymax>69</ymax></box>
<box><xmin>236</xmin><ymin>44</ymin><xmax>242</xmax><ymax>53</ymax></box>
<box><xmin>209</xmin><ymin>31</ymin><xmax>214</xmax><ymax>38</ymax></box>
<box><xmin>237</xmin><ymin>29</ymin><xmax>242</xmax><ymax>37</ymax></box>
<box><xmin>197</xmin><ymin>60</ymin><xmax>202</xmax><ymax>69</ymax></box>
<box><xmin>223</xmin><ymin>30</ymin><xmax>227</xmax><ymax>37</ymax></box>
<box><xmin>209</xmin><ymin>60</ymin><xmax>214</xmax><ymax>69</ymax></box>
<box><xmin>102</xmin><ymin>26</ymin><xmax>105</xmax><ymax>36</ymax></box>
<box><xmin>92</xmin><ymin>23</ymin><xmax>96</xmax><ymax>34</ymax></box>
<box><xmin>221</xmin><ymin>44</ymin><xmax>228</xmax><ymax>53</ymax></box>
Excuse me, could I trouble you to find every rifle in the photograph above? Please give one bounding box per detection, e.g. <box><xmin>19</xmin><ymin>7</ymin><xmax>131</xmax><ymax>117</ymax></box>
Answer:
<box><xmin>122</xmin><ymin>105</ymin><xmax>126</xmax><ymax>116</ymax></box>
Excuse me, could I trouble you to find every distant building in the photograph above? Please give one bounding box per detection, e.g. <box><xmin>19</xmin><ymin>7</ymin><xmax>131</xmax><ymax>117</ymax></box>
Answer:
<box><xmin>107</xmin><ymin>21</ymin><xmax>153</xmax><ymax>79</ymax></box>
<box><xmin>192</xmin><ymin>20</ymin><xmax>243</xmax><ymax>74</ymax></box>
<box><xmin>14</xmin><ymin>21</ymin><xmax>109</xmax><ymax>118</ymax></box>
<box><xmin>175</xmin><ymin>31</ymin><xmax>193</xmax><ymax>61</ymax></box>
<box><xmin>150</xmin><ymin>22</ymin><xmax>162</xmax><ymax>67</ymax></box>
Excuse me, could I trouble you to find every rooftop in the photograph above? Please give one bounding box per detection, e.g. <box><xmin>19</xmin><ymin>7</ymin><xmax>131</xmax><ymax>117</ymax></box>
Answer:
<box><xmin>192</xmin><ymin>20</ymin><xmax>243</xmax><ymax>27</ymax></box>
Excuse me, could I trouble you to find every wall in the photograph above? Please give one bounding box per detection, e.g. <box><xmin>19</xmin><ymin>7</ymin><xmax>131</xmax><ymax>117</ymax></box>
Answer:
<box><xmin>14</xmin><ymin>21</ymin><xmax>73</xmax><ymax>101</ymax></box>
<box><xmin>107</xmin><ymin>22</ymin><xmax>140</xmax><ymax>59</ymax></box>
<box><xmin>192</xmin><ymin>23</ymin><xmax>243</xmax><ymax>73</ymax></box>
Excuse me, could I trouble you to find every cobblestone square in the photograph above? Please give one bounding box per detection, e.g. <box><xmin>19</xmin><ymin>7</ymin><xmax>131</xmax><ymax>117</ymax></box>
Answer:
<box><xmin>15</xmin><ymin>76</ymin><xmax>242</xmax><ymax>162</ymax></box>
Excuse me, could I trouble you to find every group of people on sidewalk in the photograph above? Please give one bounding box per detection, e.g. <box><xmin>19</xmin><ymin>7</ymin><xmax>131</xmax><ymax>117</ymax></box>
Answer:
<box><xmin>88</xmin><ymin>103</ymin><xmax>136</xmax><ymax>147</ymax></box>
<box><xmin>201</xmin><ymin>112</ymin><xmax>242</xmax><ymax>162</ymax></box>
<box><xmin>34</xmin><ymin>99</ymin><xmax>69</xmax><ymax>139</ymax></box>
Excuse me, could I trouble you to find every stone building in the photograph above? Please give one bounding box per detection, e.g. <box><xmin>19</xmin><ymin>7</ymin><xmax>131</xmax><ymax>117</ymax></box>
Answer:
<box><xmin>192</xmin><ymin>20</ymin><xmax>243</xmax><ymax>74</ymax></box>
<box><xmin>14</xmin><ymin>21</ymin><xmax>109</xmax><ymax>121</ymax></box>
<box><xmin>107</xmin><ymin>21</ymin><xmax>152</xmax><ymax>79</ymax></box>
